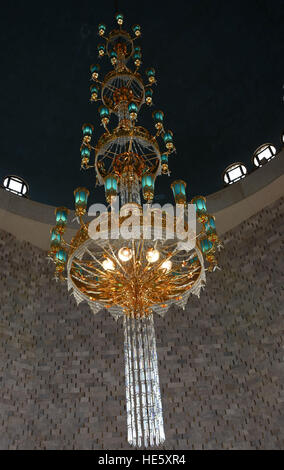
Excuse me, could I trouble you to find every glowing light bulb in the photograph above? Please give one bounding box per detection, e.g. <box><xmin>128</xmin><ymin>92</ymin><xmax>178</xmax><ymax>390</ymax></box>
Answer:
<box><xmin>146</xmin><ymin>248</ymin><xmax>160</xmax><ymax>263</ymax></box>
<box><xmin>102</xmin><ymin>258</ymin><xmax>115</xmax><ymax>271</ymax></box>
<box><xmin>118</xmin><ymin>247</ymin><xmax>133</xmax><ymax>262</ymax></box>
<box><xmin>160</xmin><ymin>260</ymin><xmax>172</xmax><ymax>272</ymax></box>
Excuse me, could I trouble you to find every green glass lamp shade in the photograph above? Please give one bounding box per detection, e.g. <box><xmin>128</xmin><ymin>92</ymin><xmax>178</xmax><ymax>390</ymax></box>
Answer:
<box><xmin>141</xmin><ymin>174</ymin><xmax>155</xmax><ymax>202</ymax></box>
<box><xmin>50</xmin><ymin>229</ymin><xmax>61</xmax><ymax>249</ymax></box>
<box><xmin>205</xmin><ymin>216</ymin><xmax>216</xmax><ymax>232</ymax></box>
<box><xmin>99</xmin><ymin>106</ymin><xmax>110</xmax><ymax>118</ymax></box>
<box><xmin>82</xmin><ymin>124</ymin><xmax>94</xmax><ymax>137</ymax></box>
<box><xmin>145</xmin><ymin>89</ymin><xmax>153</xmax><ymax>98</ymax></box>
<box><xmin>90</xmin><ymin>84</ymin><xmax>99</xmax><ymax>95</ymax></box>
<box><xmin>128</xmin><ymin>102</ymin><xmax>138</xmax><ymax>113</ymax></box>
<box><xmin>104</xmin><ymin>175</ymin><xmax>118</xmax><ymax>202</ymax></box>
<box><xmin>55</xmin><ymin>208</ymin><xmax>68</xmax><ymax>225</ymax></box>
<box><xmin>105</xmin><ymin>176</ymin><xmax>118</xmax><ymax>191</ymax></box>
<box><xmin>80</xmin><ymin>147</ymin><xmax>91</xmax><ymax>159</ymax></box>
<box><xmin>116</xmin><ymin>13</ymin><xmax>124</xmax><ymax>22</ymax></box>
<box><xmin>98</xmin><ymin>23</ymin><xmax>106</xmax><ymax>33</ymax></box>
<box><xmin>192</xmin><ymin>196</ymin><xmax>207</xmax><ymax>213</ymax></box>
<box><xmin>142</xmin><ymin>174</ymin><xmax>155</xmax><ymax>190</ymax></box>
<box><xmin>200</xmin><ymin>237</ymin><xmax>213</xmax><ymax>254</ymax></box>
<box><xmin>152</xmin><ymin>110</ymin><xmax>164</xmax><ymax>123</ymax></box>
<box><xmin>132</xmin><ymin>25</ymin><xmax>141</xmax><ymax>34</ymax></box>
<box><xmin>161</xmin><ymin>154</ymin><xmax>168</xmax><ymax>165</ymax></box>
<box><xmin>163</xmin><ymin>131</ymin><xmax>173</xmax><ymax>144</ymax></box>
<box><xmin>142</xmin><ymin>174</ymin><xmax>155</xmax><ymax>201</ymax></box>
<box><xmin>146</xmin><ymin>68</ymin><xmax>155</xmax><ymax>78</ymax></box>
<box><xmin>98</xmin><ymin>44</ymin><xmax>106</xmax><ymax>53</ymax></box>
<box><xmin>90</xmin><ymin>64</ymin><xmax>100</xmax><ymax>74</ymax></box>
<box><xmin>171</xmin><ymin>180</ymin><xmax>186</xmax><ymax>197</ymax></box>
<box><xmin>74</xmin><ymin>188</ymin><xmax>90</xmax><ymax>205</ymax></box>
<box><xmin>133</xmin><ymin>52</ymin><xmax>142</xmax><ymax>60</ymax></box>
<box><xmin>51</xmin><ymin>229</ymin><xmax>61</xmax><ymax>243</ymax></box>
<box><xmin>55</xmin><ymin>249</ymin><xmax>67</xmax><ymax>264</ymax></box>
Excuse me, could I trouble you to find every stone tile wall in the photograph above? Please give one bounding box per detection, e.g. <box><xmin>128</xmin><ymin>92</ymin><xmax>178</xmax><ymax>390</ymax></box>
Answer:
<box><xmin>0</xmin><ymin>197</ymin><xmax>283</xmax><ymax>449</ymax></box>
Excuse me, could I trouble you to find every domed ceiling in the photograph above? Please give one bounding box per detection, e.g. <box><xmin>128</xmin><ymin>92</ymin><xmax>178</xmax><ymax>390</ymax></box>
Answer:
<box><xmin>0</xmin><ymin>0</ymin><xmax>283</xmax><ymax>207</ymax></box>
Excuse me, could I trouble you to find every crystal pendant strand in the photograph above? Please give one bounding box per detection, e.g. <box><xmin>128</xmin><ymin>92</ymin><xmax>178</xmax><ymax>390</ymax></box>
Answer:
<box><xmin>117</xmin><ymin>100</ymin><xmax>130</xmax><ymax>129</ymax></box>
<box><xmin>123</xmin><ymin>314</ymin><xmax>165</xmax><ymax>447</ymax></box>
<box><xmin>147</xmin><ymin>315</ymin><xmax>165</xmax><ymax>443</ymax></box>
<box><xmin>120</xmin><ymin>173</ymin><xmax>141</xmax><ymax>205</ymax></box>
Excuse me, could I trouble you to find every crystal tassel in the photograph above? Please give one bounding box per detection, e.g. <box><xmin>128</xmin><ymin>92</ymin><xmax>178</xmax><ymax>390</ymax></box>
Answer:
<box><xmin>123</xmin><ymin>314</ymin><xmax>165</xmax><ymax>447</ymax></box>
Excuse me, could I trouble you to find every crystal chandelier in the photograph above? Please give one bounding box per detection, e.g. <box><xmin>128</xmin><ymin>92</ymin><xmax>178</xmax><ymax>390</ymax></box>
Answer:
<box><xmin>48</xmin><ymin>12</ymin><xmax>221</xmax><ymax>448</ymax></box>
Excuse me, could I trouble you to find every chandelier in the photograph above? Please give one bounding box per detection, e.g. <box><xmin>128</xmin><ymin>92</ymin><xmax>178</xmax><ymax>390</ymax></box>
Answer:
<box><xmin>48</xmin><ymin>13</ymin><xmax>221</xmax><ymax>448</ymax></box>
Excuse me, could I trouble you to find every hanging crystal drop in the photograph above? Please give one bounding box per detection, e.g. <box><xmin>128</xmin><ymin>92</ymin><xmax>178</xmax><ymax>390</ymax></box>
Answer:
<box><xmin>148</xmin><ymin>315</ymin><xmax>165</xmax><ymax>444</ymax></box>
<box><xmin>137</xmin><ymin>316</ymin><xmax>150</xmax><ymax>447</ymax></box>
<box><xmin>123</xmin><ymin>314</ymin><xmax>165</xmax><ymax>447</ymax></box>
<box><xmin>120</xmin><ymin>172</ymin><xmax>141</xmax><ymax>205</ymax></box>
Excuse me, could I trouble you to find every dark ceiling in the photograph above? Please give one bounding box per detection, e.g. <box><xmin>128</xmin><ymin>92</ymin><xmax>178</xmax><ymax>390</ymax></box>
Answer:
<box><xmin>0</xmin><ymin>0</ymin><xmax>283</xmax><ymax>208</ymax></box>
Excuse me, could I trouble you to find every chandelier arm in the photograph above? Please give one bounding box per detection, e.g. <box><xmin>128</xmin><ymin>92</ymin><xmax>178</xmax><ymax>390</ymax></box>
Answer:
<box><xmin>73</xmin><ymin>262</ymin><xmax>105</xmax><ymax>278</ymax></box>
<box><xmin>71</xmin><ymin>273</ymin><xmax>98</xmax><ymax>286</ymax></box>
<box><xmin>60</xmin><ymin>238</ymin><xmax>76</xmax><ymax>249</ymax></box>
<box><xmin>98</xmin><ymin>79</ymin><xmax>118</xmax><ymax>93</ymax></box>
<box><xmin>125</xmin><ymin>76</ymin><xmax>134</xmax><ymax>90</ymax></box>
<box><xmin>84</xmin><ymin>248</ymin><xmax>106</xmax><ymax>267</ymax></box>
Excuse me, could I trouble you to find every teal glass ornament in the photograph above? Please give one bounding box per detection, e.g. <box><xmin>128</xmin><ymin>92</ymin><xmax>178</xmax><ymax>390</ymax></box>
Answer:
<box><xmin>205</xmin><ymin>216</ymin><xmax>216</xmax><ymax>233</ymax></box>
<box><xmin>146</xmin><ymin>68</ymin><xmax>155</xmax><ymax>78</ymax></box>
<box><xmin>171</xmin><ymin>180</ymin><xmax>186</xmax><ymax>204</ymax></box>
<box><xmin>55</xmin><ymin>249</ymin><xmax>67</xmax><ymax>264</ymax></box>
<box><xmin>200</xmin><ymin>237</ymin><xmax>213</xmax><ymax>254</ymax></box>
<box><xmin>116</xmin><ymin>13</ymin><xmax>124</xmax><ymax>25</ymax></box>
<box><xmin>80</xmin><ymin>147</ymin><xmax>91</xmax><ymax>159</ymax></box>
<box><xmin>163</xmin><ymin>131</ymin><xmax>173</xmax><ymax>144</ymax></box>
<box><xmin>128</xmin><ymin>102</ymin><xmax>138</xmax><ymax>113</ymax></box>
<box><xmin>90</xmin><ymin>64</ymin><xmax>100</xmax><ymax>80</ymax></box>
<box><xmin>74</xmin><ymin>188</ymin><xmax>89</xmax><ymax>205</ymax></box>
<box><xmin>98</xmin><ymin>23</ymin><xmax>106</xmax><ymax>35</ymax></box>
<box><xmin>142</xmin><ymin>174</ymin><xmax>155</xmax><ymax>202</ymax></box>
<box><xmin>82</xmin><ymin>124</ymin><xmax>94</xmax><ymax>138</ymax></box>
<box><xmin>55</xmin><ymin>208</ymin><xmax>68</xmax><ymax>225</ymax></box>
<box><xmin>132</xmin><ymin>25</ymin><xmax>141</xmax><ymax>36</ymax></box>
<box><xmin>99</xmin><ymin>106</ymin><xmax>110</xmax><ymax>118</ymax></box>
<box><xmin>161</xmin><ymin>154</ymin><xmax>168</xmax><ymax>165</ymax></box>
<box><xmin>153</xmin><ymin>110</ymin><xmax>164</xmax><ymax>123</ymax></box>
<box><xmin>145</xmin><ymin>89</ymin><xmax>153</xmax><ymax>99</ymax></box>
<box><xmin>98</xmin><ymin>44</ymin><xmax>106</xmax><ymax>56</ymax></box>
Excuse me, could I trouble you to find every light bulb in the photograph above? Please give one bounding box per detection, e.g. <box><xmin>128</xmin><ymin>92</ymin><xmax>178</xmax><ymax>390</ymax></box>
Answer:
<box><xmin>160</xmin><ymin>260</ymin><xmax>172</xmax><ymax>272</ymax></box>
<box><xmin>102</xmin><ymin>258</ymin><xmax>115</xmax><ymax>271</ymax></box>
<box><xmin>146</xmin><ymin>248</ymin><xmax>160</xmax><ymax>263</ymax></box>
<box><xmin>118</xmin><ymin>247</ymin><xmax>133</xmax><ymax>262</ymax></box>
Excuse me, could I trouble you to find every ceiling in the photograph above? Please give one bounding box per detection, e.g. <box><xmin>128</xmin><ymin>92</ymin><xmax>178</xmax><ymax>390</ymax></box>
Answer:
<box><xmin>0</xmin><ymin>0</ymin><xmax>283</xmax><ymax>207</ymax></box>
